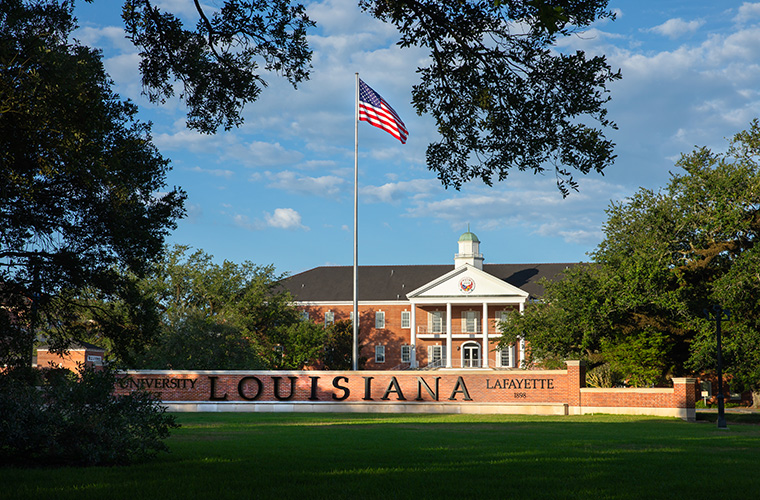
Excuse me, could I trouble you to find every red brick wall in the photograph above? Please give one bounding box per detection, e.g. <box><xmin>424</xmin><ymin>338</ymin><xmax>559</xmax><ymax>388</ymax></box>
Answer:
<box><xmin>114</xmin><ymin>369</ymin><xmax>574</xmax><ymax>403</ymax></box>
<box><xmin>580</xmin><ymin>378</ymin><xmax>698</xmax><ymax>409</ymax></box>
<box><xmin>37</xmin><ymin>348</ymin><xmax>105</xmax><ymax>372</ymax></box>
<box><xmin>299</xmin><ymin>303</ymin><xmax>524</xmax><ymax>369</ymax></box>
<box><xmin>113</xmin><ymin>367</ymin><xmax>697</xmax><ymax>416</ymax></box>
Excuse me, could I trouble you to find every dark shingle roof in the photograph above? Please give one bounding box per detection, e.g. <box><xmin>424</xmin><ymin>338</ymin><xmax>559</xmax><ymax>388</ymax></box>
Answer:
<box><xmin>280</xmin><ymin>263</ymin><xmax>578</xmax><ymax>302</ymax></box>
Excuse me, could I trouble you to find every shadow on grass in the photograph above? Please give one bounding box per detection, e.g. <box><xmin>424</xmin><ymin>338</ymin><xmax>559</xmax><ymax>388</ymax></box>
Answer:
<box><xmin>696</xmin><ymin>411</ymin><xmax>760</xmax><ymax>425</ymax></box>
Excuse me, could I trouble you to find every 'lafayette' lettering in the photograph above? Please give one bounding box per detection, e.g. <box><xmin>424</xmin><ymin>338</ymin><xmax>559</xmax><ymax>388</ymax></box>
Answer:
<box><xmin>486</xmin><ymin>378</ymin><xmax>555</xmax><ymax>390</ymax></box>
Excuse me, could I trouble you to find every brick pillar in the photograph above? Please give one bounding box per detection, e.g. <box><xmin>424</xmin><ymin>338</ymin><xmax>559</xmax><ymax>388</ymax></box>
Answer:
<box><xmin>565</xmin><ymin>360</ymin><xmax>585</xmax><ymax>415</ymax></box>
<box><xmin>672</xmin><ymin>377</ymin><xmax>698</xmax><ymax>422</ymax></box>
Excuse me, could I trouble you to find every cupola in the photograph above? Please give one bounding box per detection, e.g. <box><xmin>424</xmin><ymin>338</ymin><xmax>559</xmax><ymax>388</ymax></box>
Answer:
<box><xmin>454</xmin><ymin>226</ymin><xmax>484</xmax><ymax>269</ymax></box>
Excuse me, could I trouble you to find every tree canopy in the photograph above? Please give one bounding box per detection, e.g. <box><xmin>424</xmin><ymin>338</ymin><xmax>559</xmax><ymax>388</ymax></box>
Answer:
<box><xmin>500</xmin><ymin>121</ymin><xmax>760</xmax><ymax>390</ymax></box>
<box><xmin>0</xmin><ymin>0</ymin><xmax>185</xmax><ymax>367</ymax></box>
<box><xmin>117</xmin><ymin>0</ymin><xmax>618</xmax><ymax>194</ymax></box>
<box><xmin>125</xmin><ymin>246</ymin><xmax>348</xmax><ymax>370</ymax></box>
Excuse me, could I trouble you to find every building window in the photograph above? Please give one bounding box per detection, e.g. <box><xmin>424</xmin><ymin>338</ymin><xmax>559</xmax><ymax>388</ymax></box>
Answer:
<box><xmin>462</xmin><ymin>310</ymin><xmax>480</xmax><ymax>333</ymax></box>
<box><xmin>496</xmin><ymin>310</ymin><xmax>510</xmax><ymax>332</ymax></box>
<box><xmin>324</xmin><ymin>311</ymin><xmax>334</xmax><ymax>326</ymax></box>
<box><xmin>375</xmin><ymin>345</ymin><xmax>385</xmax><ymax>363</ymax></box>
<box><xmin>300</xmin><ymin>311</ymin><xmax>309</xmax><ymax>321</ymax></box>
<box><xmin>401</xmin><ymin>345</ymin><xmax>411</xmax><ymax>363</ymax></box>
<box><xmin>499</xmin><ymin>347</ymin><xmax>513</xmax><ymax>368</ymax></box>
<box><xmin>401</xmin><ymin>310</ymin><xmax>411</xmax><ymax>329</ymax></box>
<box><xmin>428</xmin><ymin>345</ymin><xmax>446</xmax><ymax>366</ymax></box>
<box><xmin>430</xmin><ymin>311</ymin><xmax>445</xmax><ymax>333</ymax></box>
<box><xmin>375</xmin><ymin>310</ymin><xmax>385</xmax><ymax>329</ymax></box>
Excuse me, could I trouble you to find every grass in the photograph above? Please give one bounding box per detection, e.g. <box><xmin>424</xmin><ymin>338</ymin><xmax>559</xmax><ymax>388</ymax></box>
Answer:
<box><xmin>3</xmin><ymin>412</ymin><xmax>760</xmax><ymax>500</ymax></box>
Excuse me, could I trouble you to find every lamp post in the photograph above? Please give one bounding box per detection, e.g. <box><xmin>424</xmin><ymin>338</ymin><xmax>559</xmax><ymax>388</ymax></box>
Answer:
<box><xmin>705</xmin><ymin>305</ymin><xmax>730</xmax><ymax>430</ymax></box>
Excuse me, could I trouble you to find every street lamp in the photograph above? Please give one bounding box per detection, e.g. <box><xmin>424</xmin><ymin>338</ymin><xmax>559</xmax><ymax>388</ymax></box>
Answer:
<box><xmin>704</xmin><ymin>305</ymin><xmax>730</xmax><ymax>430</ymax></box>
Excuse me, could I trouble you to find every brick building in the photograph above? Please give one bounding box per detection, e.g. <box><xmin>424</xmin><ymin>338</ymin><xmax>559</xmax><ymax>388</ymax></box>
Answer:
<box><xmin>36</xmin><ymin>341</ymin><xmax>105</xmax><ymax>371</ymax></box>
<box><xmin>281</xmin><ymin>230</ymin><xmax>576</xmax><ymax>370</ymax></box>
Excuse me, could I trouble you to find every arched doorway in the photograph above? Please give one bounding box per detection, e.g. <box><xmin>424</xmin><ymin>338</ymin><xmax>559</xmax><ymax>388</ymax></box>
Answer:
<box><xmin>461</xmin><ymin>341</ymin><xmax>481</xmax><ymax>368</ymax></box>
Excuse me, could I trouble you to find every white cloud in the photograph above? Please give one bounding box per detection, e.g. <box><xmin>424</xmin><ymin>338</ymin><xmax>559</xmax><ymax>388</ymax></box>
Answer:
<box><xmin>360</xmin><ymin>179</ymin><xmax>440</xmax><ymax>204</ymax></box>
<box><xmin>265</xmin><ymin>208</ymin><xmax>309</xmax><ymax>230</ymax></box>
<box><xmin>734</xmin><ymin>2</ymin><xmax>760</xmax><ymax>24</ymax></box>
<box><xmin>647</xmin><ymin>18</ymin><xmax>705</xmax><ymax>39</ymax></box>
<box><xmin>263</xmin><ymin>171</ymin><xmax>346</xmax><ymax>197</ymax></box>
<box><xmin>232</xmin><ymin>214</ymin><xmax>262</xmax><ymax>231</ymax></box>
<box><xmin>405</xmin><ymin>178</ymin><xmax>627</xmax><ymax>248</ymax></box>
<box><xmin>189</xmin><ymin>166</ymin><xmax>235</xmax><ymax>179</ymax></box>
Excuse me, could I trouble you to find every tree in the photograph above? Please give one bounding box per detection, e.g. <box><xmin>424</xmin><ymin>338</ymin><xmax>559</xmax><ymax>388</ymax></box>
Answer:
<box><xmin>361</xmin><ymin>0</ymin><xmax>619</xmax><ymax>194</ymax></box>
<box><xmin>323</xmin><ymin>320</ymin><xmax>356</xmax><ymax>370</ymax></box>
<box><xmin>0</xmin><ymin>364</ymin><xmax>178</xmax><ymax>466</ymax></box>
<box><xmin>501</xmin><ymin>121</ymin><xmax>760</xmax><ymax>390</ymax></box>
<box><xmin>0</xmin><ymin>0</ymin><xmax>185</xmax><ymax>367</ymax></box>
<box><xmin>119</xmin><ymin>0</ymin><xmax>618</xmax><ymax>194</ymax></box>
<box><xmin>121</xmin><ymin>0</ymin><xmax>314</xmax><ymax>133</ymax></box>
<box><xmin>128</xmin><ymin>245</ymin><xmax>314</xmax><ymax>370</ymax></box>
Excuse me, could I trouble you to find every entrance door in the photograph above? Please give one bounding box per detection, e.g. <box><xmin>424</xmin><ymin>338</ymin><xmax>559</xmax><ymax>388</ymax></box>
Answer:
<box><xmin>462</xmin><ymin>343</ymin><xmax>480</xmax><ymax>368</ymax></box>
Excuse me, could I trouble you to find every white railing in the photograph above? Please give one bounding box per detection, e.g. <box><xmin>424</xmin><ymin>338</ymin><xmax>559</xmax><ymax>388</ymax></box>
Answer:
<box><xmin>417</xmin><ymin>326</ymin><xmax>484</xmax><ymax>334</ymax></box>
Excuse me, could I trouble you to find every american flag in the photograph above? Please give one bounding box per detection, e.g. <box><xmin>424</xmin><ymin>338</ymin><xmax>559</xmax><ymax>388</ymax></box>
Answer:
<box><xmin>358</xmin><ymin>79</ymin><xmax>408</xmax><ymax>144</ymax></box>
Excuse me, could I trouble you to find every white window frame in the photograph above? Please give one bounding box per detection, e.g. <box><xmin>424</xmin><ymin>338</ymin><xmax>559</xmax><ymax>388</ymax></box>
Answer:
<box><xmin>324</xmin><ymin>311</ymin><xmax>334</xmax><ymax>326</ymax></box>
<box><xmin>375</xmin><ymin>345</ymin><xmax>386</xmax><ymax>363</ymax></box>
<box><xmin>375</xmin><ymin>310</ymin><xmax>385</xmax><ymax>329</ymax></box>
<box><xmin>401</xmin><ymin>345</ymin><xmax>411</xmax><ymax>363</ymax></box>
<box><xmin>300</xmin><ymin>311</ymin><xmax>309</xmax><ymax>321</ymax></box>
<box><xmin>430</xmin><ymin>311</ymin><xmax>445</xmax><ymax>333</ymax></box>
<box><xmin>428</xmin><ymin>345</ymin><xmax>446</xmax><ymax>365</ymax></box>
<box><xmin>498</xmin><ymin>345</ymin><xmax>516</xmax><ymax>368</ymax></box>
<box><xmin>462</xmin><ymin>310</ymin><xmax>480</xmax><ymax>333</ymax></box>
<box><xmin>401</xmin><ymin>310</ymin><xmax>411</xmax><ymax>329</ymax></box>
<box><xmin>496</xmin><ymin>310</ymin><xmax>510</xmax><ymax>332</ymax></box>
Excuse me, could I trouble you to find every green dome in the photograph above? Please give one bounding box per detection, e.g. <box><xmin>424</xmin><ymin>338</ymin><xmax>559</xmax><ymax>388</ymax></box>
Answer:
<box><xmin>458</xmin><ymin>230</ymin><xmax>479</xmax><ymax>243</ymax></box>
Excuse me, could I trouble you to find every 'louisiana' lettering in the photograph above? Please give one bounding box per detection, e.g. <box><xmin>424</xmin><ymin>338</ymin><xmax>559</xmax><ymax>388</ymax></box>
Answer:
<box><xmin>273</xmin><ymin>376</ymin><xmax>298</xmax><ymax>401</ymax></box>
<box><xmin>332</xmin><ymin>376</ymin><xmax>350</xmax><ymax>401</ymax></box>
<box><xmin>381</xmin><ymin>377</ymin><xmax>406</xmax><ymax>401</ymax></box>
<box><xmin>209</xmin><ymin>376</ymin><xmax>228</xmax><ymax>401</ymax></box>
<box><xmin>237</xmin><ymin>376</ymin><xmax>262</xmax><ymax>401</ymax></box>
<box><xmin>448</xmin><ymin>376</ymin><xmax>472</xmax><ymax>401</ymax></box>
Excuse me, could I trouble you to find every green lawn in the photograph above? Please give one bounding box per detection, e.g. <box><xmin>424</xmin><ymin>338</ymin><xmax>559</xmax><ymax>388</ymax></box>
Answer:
<box><xmin>3</xmin><ymin>412</ymin><xmax>759</xmax><ymax>500</ymax></box>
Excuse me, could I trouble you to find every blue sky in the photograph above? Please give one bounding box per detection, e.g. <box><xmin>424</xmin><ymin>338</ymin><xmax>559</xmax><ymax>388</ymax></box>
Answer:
<box><xmin>73</xmin><ymin>1</ymin><xmax>760</xmax><ymax>275</ymax></box>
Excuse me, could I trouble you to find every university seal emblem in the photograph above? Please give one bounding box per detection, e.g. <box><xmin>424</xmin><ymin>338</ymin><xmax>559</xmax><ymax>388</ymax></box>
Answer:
<box><xmin>459</xmin><ymin>277</ymin><xmax>475</xmax><ymax>294</ymax></box>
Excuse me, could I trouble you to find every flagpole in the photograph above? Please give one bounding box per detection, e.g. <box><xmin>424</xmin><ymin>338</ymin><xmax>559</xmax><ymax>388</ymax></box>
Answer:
<box><xmin>352</xmin><ymin>72</ymin><xmax>359</xmax><ymax>371</ymax></box>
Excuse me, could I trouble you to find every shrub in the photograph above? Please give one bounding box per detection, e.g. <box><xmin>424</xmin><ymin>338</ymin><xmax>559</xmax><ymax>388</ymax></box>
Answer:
<box><xmin>0</xmin><ymin>364</ymin><xmax>178</xmax><ymax>466</ymax></box>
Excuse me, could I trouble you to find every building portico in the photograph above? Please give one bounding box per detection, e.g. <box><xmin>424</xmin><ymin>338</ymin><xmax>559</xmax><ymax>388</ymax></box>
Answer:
<box><xmin>281</xmin><ymin>229</ymin><xmax>575</xmax><ymax>371</ymax></box>
<box><xmin>407</xmin><ymin>263</ymin><xmax>528</xmax><ymax>369</ymax></box>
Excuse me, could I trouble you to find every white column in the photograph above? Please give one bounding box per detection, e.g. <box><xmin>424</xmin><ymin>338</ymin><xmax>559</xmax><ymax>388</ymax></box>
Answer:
<box><xmin>446</xmin><ymin>302</ymin><xmax>453</xmax><ymax>368</ymax></box>
<box><xmin>482</xmin><ymin>302</ymin><xmax>489</xmax><ymax>368</ymax></box>
<box><xmin>410</xmin><ymin>304</ymin><xmax>417</xmax><ymax>368</ymax></box>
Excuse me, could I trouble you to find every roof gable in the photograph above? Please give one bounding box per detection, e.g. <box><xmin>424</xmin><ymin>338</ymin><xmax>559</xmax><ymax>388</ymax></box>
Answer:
<box><xmin>407</xmin><ymin>264</ymin><xmax>529</xmax><ymax>300</ymax></box>
<box><xmin>279</xmin><ymin>263</ymin><xmax>576</xmax><ymax>302</ymax></box>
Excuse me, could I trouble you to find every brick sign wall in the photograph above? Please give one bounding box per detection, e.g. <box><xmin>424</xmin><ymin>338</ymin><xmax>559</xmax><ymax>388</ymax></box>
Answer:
<box><xmin>114</xmin><ymin>361</ymin><xmax>698</xmax><ymax>420</ymax></box>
